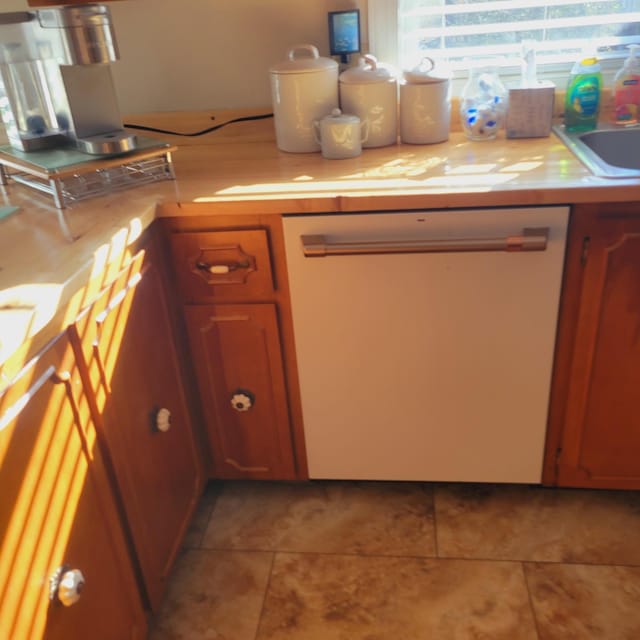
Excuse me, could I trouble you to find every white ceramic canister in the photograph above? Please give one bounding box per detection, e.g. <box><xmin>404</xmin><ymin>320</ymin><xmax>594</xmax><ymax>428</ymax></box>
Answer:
<box><xmin>313</xmin><ymin>108</ymin><xmax>368</xmax><ymax>159</ymax></box>
<box><xmin>400</xmin><ymin>57</ymin><xmax>451</xmax><ymax>144</ymax></box>
<box><xmin>269</xmin><ymin>44</ymin><xmax>339</xmax><ymax>153</ymax></box>
<box><xmin>339</xmin><ymin>54</ymin><xmax>398</xmax><ymax>148</ymax></box>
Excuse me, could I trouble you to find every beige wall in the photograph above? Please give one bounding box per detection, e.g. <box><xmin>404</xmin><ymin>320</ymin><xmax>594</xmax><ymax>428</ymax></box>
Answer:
<box><xmin>4</xmin><ymin>0</ymin><xmax>368</xmax><ymax>114</ymax></box>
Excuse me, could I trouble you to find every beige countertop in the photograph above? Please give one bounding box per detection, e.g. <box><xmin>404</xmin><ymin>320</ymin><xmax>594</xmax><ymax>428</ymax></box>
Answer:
<box><xmin>140</xmin><ymin>109</ymin><xmax>640</xmax><ymax>214</ymax></box>
<box><xmin>0</xmin><ymin>180</ymin><xmax>176</xmax><ymax>378</ymax></box>
<box><xmin>1</xmin><ymin>108</ymin><xmax>639</xmax><ymax>376</ymax></box>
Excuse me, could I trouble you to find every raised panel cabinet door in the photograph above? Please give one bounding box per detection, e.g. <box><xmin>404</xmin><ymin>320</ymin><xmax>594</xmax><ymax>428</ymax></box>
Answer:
<box><xmin>184</xmin><ymin>303</ymin><xmax>297</xmax><ymax>479</ymax></box>
<box><xmin>0</xmin><ymin>334</ymin><xmax>146</xmax><ymax>640</ymax></box>
<box><xmin>554</xmin><ymin>207</ymin><xmax>640</xmax><ymax>488</ymax></box>
<box><xmin>72</xmin><ymin>247</ymin><xmax>204</xmax><ymax>611</ymax></box>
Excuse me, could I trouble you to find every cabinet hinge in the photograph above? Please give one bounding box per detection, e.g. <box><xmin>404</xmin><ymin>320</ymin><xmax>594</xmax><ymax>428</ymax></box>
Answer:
<box><xmin>580</xmin><ymin>236</ymin><xmax>590</xmax><ymax>266</ymax></box>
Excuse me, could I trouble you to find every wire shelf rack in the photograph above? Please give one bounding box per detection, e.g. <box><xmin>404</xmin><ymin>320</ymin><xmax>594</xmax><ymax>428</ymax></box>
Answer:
<box><xmin>0</xmin><ymin>151</ymin><xmax>175</xmax><ymax>209</ymax></box>
<box><xmin>0</xmin><ymin>143</ymin><xmax>175</xmax><ymax>241</ymax></box>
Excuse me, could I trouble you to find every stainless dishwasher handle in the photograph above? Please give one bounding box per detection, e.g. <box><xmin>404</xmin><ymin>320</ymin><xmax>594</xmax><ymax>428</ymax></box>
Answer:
<box><xmin>301</xmin><ymin>227</ymin><xmax>549</xmax><ymax>257</ymax></box>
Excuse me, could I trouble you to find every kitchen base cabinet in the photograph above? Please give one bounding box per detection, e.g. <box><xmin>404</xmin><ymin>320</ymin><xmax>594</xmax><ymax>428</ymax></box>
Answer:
<box><xmin>0</xmin><ymin>333</ymin><xmax>146</xmax><ymax>640</ymax></box>
<box><xmin>71</xmin><ymin>227</ymin><xmax>205</xmax><ymax>611</ymax></box>
<box><xmin>544</xmin><ymin>202</ymin><xmax>640</xmax><ymax>489</ymax></box>
<box><xmin>164</xmin><ymin>210</ymin><xmax>306</xmax><ymax>481</ymax></box>
<box><xmin>184</xmin><ymin>303</ymin><xmax>296</xmax><ymax>479</ymax></box>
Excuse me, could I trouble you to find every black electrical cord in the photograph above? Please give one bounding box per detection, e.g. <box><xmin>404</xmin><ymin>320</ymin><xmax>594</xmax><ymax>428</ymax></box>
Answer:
<box><xmin>122</xmin><ymin>112</ymin><xmax>273</xmax><ymax>137</ymax></box>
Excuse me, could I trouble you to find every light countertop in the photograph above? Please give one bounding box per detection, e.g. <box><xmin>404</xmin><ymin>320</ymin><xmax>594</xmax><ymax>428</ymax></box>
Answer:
<box><xmin>140</xmin><ymin>109</ymin><xmax>640</xmax><ymax>214</ymax></box>
<box><xmin>1</xmin><ymin>108</ymin><xmax>639</xmax><ymax>376</ymax></box>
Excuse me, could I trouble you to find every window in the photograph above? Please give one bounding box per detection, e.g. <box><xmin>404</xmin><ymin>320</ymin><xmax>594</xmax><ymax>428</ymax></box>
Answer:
<box><xmin>369</xmin><ymin>0</ymin><xmax>640</xmax><ymax>85</ymax></box>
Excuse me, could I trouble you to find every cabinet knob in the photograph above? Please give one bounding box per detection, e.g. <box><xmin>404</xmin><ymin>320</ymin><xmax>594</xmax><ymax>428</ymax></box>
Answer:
<box><xmin>230</xmin><ymin>389</ymin><xmax>255</xmax><ymax>412</ymax></box>
<box><xmin>154</xmin><ymin>407</ymin><xmax>172</xmax><ymax>432</ymax></box>
<box><xmin>50</xmin><ymin>567</ymin><xmax>85</xmax><ymax>606</ymax></box>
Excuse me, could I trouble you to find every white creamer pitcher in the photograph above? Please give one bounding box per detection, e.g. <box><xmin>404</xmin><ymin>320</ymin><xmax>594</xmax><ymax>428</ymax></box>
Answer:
<box><xmin>269</xmin><ymin>44</ymin><xmax>339</xmax><ymax>153</ymax></box>
<box><xmin>313</xmin><ymin>109</ymin><xmax>368</xmax><ymax>159</ymax></box>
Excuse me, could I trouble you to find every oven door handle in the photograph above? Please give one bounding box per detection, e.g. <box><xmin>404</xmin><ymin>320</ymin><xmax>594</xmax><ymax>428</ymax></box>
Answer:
<box><xmin>301</xmin><ymin>227</ymin><xmax>549</xmax><ymax>257</ymax></box>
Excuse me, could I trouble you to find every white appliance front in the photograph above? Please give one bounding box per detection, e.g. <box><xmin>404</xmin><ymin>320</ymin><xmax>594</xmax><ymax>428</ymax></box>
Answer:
<box><xmin>283</xmin><ymin>207</ymin><xmax>569</xmax><ymax>483</ymax></box>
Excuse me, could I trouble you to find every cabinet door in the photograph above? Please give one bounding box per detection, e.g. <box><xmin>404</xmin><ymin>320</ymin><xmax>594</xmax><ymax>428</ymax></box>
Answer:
<box><xmin>185</xmin><ymin>303</ymin><xmax>296</xmax><ymax>479</ymax></box>
<box><xmin>73</xmin><ymin>243</ymin><xmax>204</xmax><ymax>610</ymax></box>
<box><xmin>549</xmin><ymin>204</ymin><xmax>640</xmax><ymax>488</ymax></box>
<box><xmin>0</xmin><ymin>334</ymin><xmax>146</xmax><ymax>640</ymax></box>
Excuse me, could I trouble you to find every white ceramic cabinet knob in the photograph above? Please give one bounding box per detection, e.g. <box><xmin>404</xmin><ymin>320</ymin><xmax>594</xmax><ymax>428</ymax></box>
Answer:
<box><xmin>230</xmin><ymin>390</ymin><xmax>254</xmax><ymax>412</ymax></box>
<box><xmin>156</xmin><ymin>407</ymin><xmax>172</xmax><ymax>432</ymax></box>
<box><xmin>57</xmin><ymin>569</ymin><xmax>85</xmax><ymax>606</ymax></box>
<box><xmin>207</xmin><ymin>265</ymin><xmax>231</xmax><ymax>274</ymax></box>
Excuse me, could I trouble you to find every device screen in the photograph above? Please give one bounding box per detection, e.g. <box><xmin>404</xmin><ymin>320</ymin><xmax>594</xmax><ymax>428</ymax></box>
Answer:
<box><xmin>328</xmin><ymin>9</ymin><xmax>361</xmax><ymax>62</ymax></box>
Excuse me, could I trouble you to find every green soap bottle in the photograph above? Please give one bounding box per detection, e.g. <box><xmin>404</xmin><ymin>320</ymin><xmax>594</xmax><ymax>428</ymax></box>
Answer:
<box><xmin>564</xmin><ymin>56</ymin><xmax>602</xmax><ymax>132</ymax></box>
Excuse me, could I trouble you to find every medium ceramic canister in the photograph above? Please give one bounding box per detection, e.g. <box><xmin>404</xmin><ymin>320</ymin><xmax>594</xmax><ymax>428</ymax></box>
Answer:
<box><xmin>269</xmin><ymin>44</ymin><xmax>339</xmax><ymax>153</ymax></box>
<box><xmin>400</xmin><ymin>57</ymin><xmax>452</xmax><ymax>144</ymax></box>
<box><xmin>339</xmin><ymin>54</ymin><xmax>398</xmax><ymax>148</ymax></box>
<box><xmin>313</xmin><ymin>108</ymin><xmax>368</xmax><ymax>159</ymax></box>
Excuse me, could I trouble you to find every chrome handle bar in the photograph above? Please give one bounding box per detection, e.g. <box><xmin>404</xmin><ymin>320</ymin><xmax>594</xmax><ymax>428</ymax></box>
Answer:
<box><xmin>301</xmin><ymin>227</ymin><xmax>549</xmax><ymax>257</ymax></box>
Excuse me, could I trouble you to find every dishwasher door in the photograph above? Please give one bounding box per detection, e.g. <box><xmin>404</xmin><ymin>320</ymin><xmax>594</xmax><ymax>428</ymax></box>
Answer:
<box><xmin>283</xmin><ymin>207</ymin><xmax>569</xmax><ymax>483</ymax></box>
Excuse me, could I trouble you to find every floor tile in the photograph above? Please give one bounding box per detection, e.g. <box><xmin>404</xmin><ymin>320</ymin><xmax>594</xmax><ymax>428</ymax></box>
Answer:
<box><xmin>435</xmin><ymin>483</ymin><xmax>640</xmax><ymax>564</ymax></box>
<box><xmin>182</xmin><ymin>481</ymin><xmax>223</xmax><ymax>549</ymax></box>
<box><xmin>256</xmin><ymin>553</ymin><xmax>537</xmax><ymax>640</ymax></box>
<box><xmin>148</xmin><ymin>549</ymin><xmax>273</xmax><ymax>640</ymax></box>
<box><xmin>201</xmin><ymin>480</ymin><xmax>436</xmax><ymax>556</ymax></box>
<box><xmin>525</xmin><ymin>562</ymin><xmax>640</xmax><ymax>640</ymax></box>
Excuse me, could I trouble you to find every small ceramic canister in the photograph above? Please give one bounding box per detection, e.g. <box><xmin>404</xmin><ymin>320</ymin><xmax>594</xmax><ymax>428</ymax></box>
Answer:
<box><xmin>339</xmin><ymin>54</ymin><xmax>398</xmax><ymax>148</ymax></box>
<box><xmin>313</xmin><ymin>109</ymin><xmax>368</xmax><ymax>159</ymax></box>
<box><xmin>400</xmin><ymin>57</ymin><xmax>451</xmax><ymax>144</ymax></box>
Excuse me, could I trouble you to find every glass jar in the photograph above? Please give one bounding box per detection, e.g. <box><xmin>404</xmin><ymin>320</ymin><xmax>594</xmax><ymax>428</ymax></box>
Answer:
<box><xmin>459</xmin><ymin>64</ymin><xmax>507</xmax><ymax>141</ymax></box>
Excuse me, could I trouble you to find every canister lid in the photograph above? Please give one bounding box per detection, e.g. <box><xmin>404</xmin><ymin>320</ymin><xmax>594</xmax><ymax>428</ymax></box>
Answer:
<box><xmin>339</xmin><ymin>54</ymin><xmax>397</xmax><ymax>84</ymax></box>
<box><xmin>322</xmin><ymin>108</ymin><xmax>360</xmax><ymax>124</ymax></box>
<box><xmin>269</xmin><ymin>44</ymin><xmax>338</xmax><ymax>74</ymax></box>
<box><xmin>403</xmin><ymin>57</ymin><xmax>450</xmax><ymax>84</ymax></box>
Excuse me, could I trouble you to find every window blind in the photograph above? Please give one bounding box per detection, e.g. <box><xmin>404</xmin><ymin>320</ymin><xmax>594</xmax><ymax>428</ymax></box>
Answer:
<box><xmin>397</xmin><ymin>0</ymin><xmax>640</xmax><ymax>70</ymax></box>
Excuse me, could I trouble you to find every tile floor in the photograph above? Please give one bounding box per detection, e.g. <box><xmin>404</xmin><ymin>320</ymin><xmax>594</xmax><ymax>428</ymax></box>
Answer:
<box><xmin>148</xmin><ymin>480</ymin><xmax>640</xmax><ymax>640</ymax></box>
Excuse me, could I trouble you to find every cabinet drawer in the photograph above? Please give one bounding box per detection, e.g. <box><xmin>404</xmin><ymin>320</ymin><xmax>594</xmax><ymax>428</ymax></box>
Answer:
<box><xmin>170</xmin><ymin>229</ymin><xmax>274</xmax><ymax>302</ymax></box>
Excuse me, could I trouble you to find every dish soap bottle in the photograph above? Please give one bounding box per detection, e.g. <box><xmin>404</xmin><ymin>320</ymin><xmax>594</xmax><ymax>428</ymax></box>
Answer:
<box><xmin>613</xmin><ymin>45</ymin><xmax>640</xmax><ymax>125</ymax></box>
<box><xmin>564</xmin><ymin>55</ymin><xmax>602</xmax><ymax>132</ymax></box>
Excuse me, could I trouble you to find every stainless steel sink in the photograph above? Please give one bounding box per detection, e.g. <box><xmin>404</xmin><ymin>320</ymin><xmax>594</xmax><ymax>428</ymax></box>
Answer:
<box><xmin>552</xmin><ymin>124</ymin><xmax>640</xmax><ymax>178</ymax></box>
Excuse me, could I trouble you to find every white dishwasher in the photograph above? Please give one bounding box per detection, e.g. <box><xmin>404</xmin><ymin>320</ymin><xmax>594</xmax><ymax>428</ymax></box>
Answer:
<box><xmin>283</xmin><ymin>207</ymin><xmax>569</xmax><ymax>483</ymax></box>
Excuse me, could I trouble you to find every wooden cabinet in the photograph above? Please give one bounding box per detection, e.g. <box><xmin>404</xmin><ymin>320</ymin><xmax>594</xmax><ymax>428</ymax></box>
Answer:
<box><xmin>71</xmin><ymin>226</ymin><xmax>204</xmax><ymax>610</ymax></box>
<box><xmin>544</xmin><ymin>202</ymin><xmax>640</xmax><ymax>489</ymax></box>
<box><xmin>0</xmin><ymin>333</ymin><xmax>146</xmax><ymax>640</ymax></box>
<box><xmin>165</xmin><ymin>213</ymin><xmax>306</xmax><ymax>480</ymax></box>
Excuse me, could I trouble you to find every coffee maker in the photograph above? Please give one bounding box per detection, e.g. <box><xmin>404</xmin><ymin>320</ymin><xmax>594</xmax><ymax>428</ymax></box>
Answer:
<box><xmin>0</xmin><ymin>4</ymin><xmax>136</xmax><ymax>155</ymax></box>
